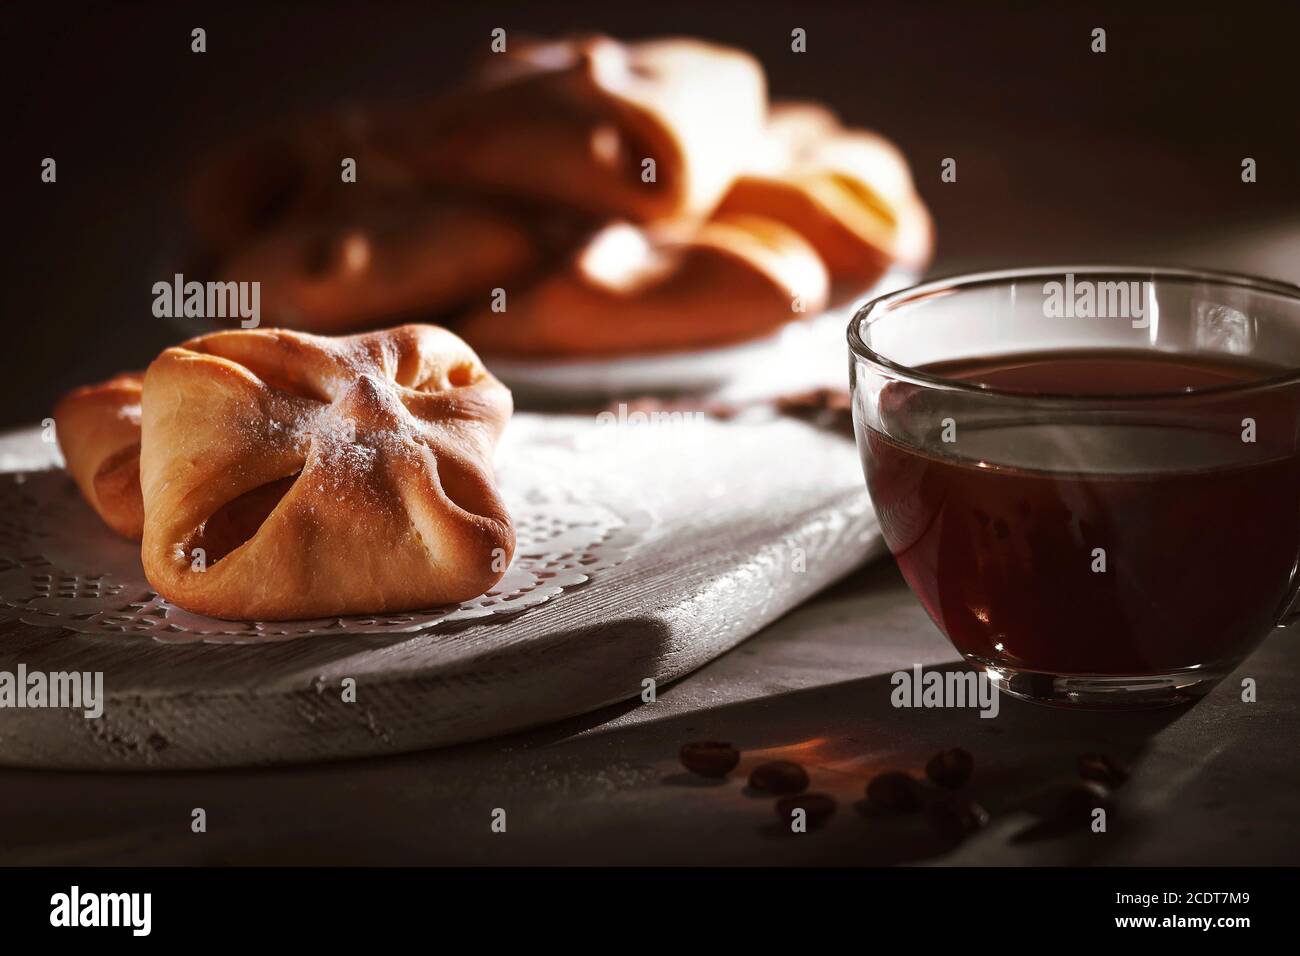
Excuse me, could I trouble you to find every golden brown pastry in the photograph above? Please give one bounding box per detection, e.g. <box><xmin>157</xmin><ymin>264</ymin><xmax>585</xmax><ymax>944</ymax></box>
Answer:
<box><xmin>217</xmin><ymin>200</ymin><xmax>545</xmax><ymax>334</ymax></box>
<box><xmin>190</xmin><ymin>36</ymin><xmax>767</xmax><ymax>240</ymax></box>
<box><xmin>371</xmin><ymin>35</ymin><xmax>767</xmax><ymax>222</ymax></box>
<box><xmin>458</xmin><ymin>213</ymin><xmax>829</xmax><ymax>356</ymax></box>
<box><xmin>751</xmin><ymin>101</ymin><xmax>842</xmax><ymax>169</ymax></box>
<box><xmin>187</xmin><ymin>111</ymin><xmax>411</xmax><ymax>257</ymax></box>
<box><xmin>714</xmin><ymin>104</ymin><xmax>932</xmax><ymax>295</ymax></box>
<box><xmin>140</xmin><ymin>325</ymin><xmax>513</xmax><ymax>620</ymax></box>
<box><xmin>54</xmin><ymin>373</ymin><xmax>145</xmax><ymax>539</ymax></box>
<box><xmin>184</xmin><ymin>108</ymin><xmax>391</xmax><ymax>257</ymax></box>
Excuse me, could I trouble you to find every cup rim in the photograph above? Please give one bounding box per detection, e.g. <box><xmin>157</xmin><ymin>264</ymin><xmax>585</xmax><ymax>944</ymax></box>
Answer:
<box><xmin>847</xmin><ymin>265</ymin><xmax>1300</xmax><ymax>401</ymax></box>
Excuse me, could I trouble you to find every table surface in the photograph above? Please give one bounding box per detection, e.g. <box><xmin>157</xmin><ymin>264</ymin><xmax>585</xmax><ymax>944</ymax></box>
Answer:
<box><xmin>2</xmin><ymin>557</ymin><xmax>1296</xmax><ymax>866</ymax></box>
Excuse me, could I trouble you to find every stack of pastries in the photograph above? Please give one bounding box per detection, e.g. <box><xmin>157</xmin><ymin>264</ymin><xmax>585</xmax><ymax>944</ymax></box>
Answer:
<box><xmin>52</xmin><ymin>35</ymin><xmax>932</xmax><ymax>622</ymax></box>
<box><xmin>190</xmin><ymin>35</ymin><xmax>932</xmax><ymax>356</ymax></box>
<box><xmin>55</xmin><ymin>325</ymin><xmax>515</xmax><ymax>621</ymax></box>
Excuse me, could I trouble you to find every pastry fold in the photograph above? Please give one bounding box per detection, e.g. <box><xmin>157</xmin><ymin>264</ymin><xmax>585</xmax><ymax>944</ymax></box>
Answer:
<box><xmin>54</xmin><ymin>373</ymin><xmax>145</xmax><ymax>539</ymax></box>
<box><xmin>139</xmin><ymin>325</ymin><xmax>513</xmax><ymax>620</ymax></box>
<box><xmin>458</xmin><ymin>214</ymin><xmax>829</xmax><ymax>356</ymax></box>
<box><xmin>714</xmin><ymin>102</ymin><xmax>933</xmax><ymax>294</ymax></box>
<box><xmin>217</xmin><ymin>200</ymin><xmax>544</xmax><ymax>334</ymax></box>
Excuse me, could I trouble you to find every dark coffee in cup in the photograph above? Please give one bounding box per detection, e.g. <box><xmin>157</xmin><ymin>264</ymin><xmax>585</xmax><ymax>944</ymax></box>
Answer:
<box><xmin>863</xmin><ymin>349</ymin><xmax>1300</xmax><ymax>684</ymax></box>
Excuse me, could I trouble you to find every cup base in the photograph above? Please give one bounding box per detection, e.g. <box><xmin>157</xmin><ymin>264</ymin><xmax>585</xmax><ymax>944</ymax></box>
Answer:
<box><xmin>967</xmin><ymin>656</ymin><xmax>1220</xmax><ymax>710</ymax></box>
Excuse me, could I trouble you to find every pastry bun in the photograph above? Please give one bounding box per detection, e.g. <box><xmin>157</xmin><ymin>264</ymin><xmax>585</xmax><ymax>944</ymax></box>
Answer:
<box><xmin>715</xmin><ymin>105</ymin><xmax>933</xmax><ymax>294</ymax></box>
<box><xmin>217</xmin><ymin>201</ymin><xmax>544</xmax><ymax>334</ymax></box>
<box><xmin>187</xmin><ymin>110</ymin><xmax>420</xmax><ymax>256</ymax></box>
<box><xmin>371</xmin><ymin>35</ymin><xmax>767</xmax><ymax>222</ymax></box>
<box><xmin>140</xmin><ymin>324</ymin><xmax>514</xmax><ymax>620</ymax></box>
<box><xmin>458</xmin><ymin>213</ymin><xmax>829</xmax><ymax>356</ymax></box>
<box><xmin>53</xmin><ymin>373</ymin><xmax>145</xmax><ymax>540</ymax></box>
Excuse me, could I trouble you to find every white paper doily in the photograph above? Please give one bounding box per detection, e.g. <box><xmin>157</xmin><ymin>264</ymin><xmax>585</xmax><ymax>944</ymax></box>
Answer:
<box><xmin>0</xmin><ymin>422</ymin><xmax>653</xmax><ymax>644</ymax></box>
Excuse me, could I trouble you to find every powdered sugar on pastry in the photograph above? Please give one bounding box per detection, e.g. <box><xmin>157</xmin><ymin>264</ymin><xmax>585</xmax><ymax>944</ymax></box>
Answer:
<box><xmin>140</xmin><ymin>324</ymin><xmax>514</xmax><ymax>620</ymax></box>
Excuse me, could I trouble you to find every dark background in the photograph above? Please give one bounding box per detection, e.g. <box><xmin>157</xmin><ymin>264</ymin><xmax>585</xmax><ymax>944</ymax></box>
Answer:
<box><xmin>5</xmin><ymin>0</ymin><xmax>1299</xmax><ymax>428</ymax></box>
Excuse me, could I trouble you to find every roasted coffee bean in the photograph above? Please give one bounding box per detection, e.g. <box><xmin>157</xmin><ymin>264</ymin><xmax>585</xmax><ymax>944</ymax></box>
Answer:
<box><xmin>1050</xmin><ymin>781</ymin><xmax>1113</xmax><ymax>829</ymax></box>
<box><xmin>925</xmin><ymin>795</ymin><xmax>990</xmax><ymax>843</ymax></box>
<box><xmin>925</xmin><ymin>748</ymin><xmax>974</xmax><ymax>789</ymax></box>
<box><xmin>866</xmin><ymin>771</ymin><xmax>925</xmax><ymax>812</ymax></box>
<box><xmin>776</xmin><ymin>792</ymin><xmax>837</xmax><ymax>828</ymax></box>
<box><xmin>1078</xmin><ymin>753</ymin><xmax>1129</xmax><ymax>788</ymax></box>
<box><xmin>678</xmin><ymin>741</ymin><xmax>740</xmax><ymax>778</ymax></box>
<box><xmin>749</xmin><ymin>760</ymin><xmax>810</xmax><ymax>794</ymax></box>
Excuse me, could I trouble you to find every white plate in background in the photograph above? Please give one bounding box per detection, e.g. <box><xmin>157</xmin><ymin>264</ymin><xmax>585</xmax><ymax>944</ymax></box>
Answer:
<box><xmin>484</xmin><ymin>267</ymin><xmax>919</xmax><ymax>403</ymax></box>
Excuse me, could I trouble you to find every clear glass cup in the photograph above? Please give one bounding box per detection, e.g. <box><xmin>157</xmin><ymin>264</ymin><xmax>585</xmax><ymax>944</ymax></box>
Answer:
<box><xmin>848</xmin><ymin>266</ymin><xmax>1300</xmax><ymax>709</ymax></box>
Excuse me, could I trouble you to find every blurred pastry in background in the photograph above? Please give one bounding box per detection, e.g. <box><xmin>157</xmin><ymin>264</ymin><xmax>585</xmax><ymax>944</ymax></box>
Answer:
<box><xmin>458</xmin><ymin>213</ymin><xmax>828</xmax><ymax>356</ymax></box>
<box><xmin>184</xmin><ymin>34</ymin><xmax>930</xmax><ymax>355</ymax></box>
<box><xmin>714</xmin><ymin>102</ymin><xmax>932</xmax><ymax>300</ymax></box>
<box><xmin>53</xmin><ymin>372</ymin><xmax>145</xmax><ymax>539</ymax></box>
<box><xmin>217</xmin><ymin>199</ymin><xmax>547</xmax><ymax>333</ymax></box>
<box><xmin>187</xmin><ymin>112</ymin><xmax>405</xmax><ymax>258</ymax></box>
<box><xmin>749</xmin><ymin>101</ymin><xmax>843</xmax><ymax>167</ymax></box>
<box><xmin>372</xmin><ymin>35</ymin><xmax>767</xmax><ymax>222</ymax></box>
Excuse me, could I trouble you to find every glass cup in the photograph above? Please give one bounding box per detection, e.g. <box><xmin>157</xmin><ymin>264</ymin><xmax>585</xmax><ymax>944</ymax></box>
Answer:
<box><xmin>848</xmin><ymin>266</ymin><xmax>1300</xmax><ymax>709</ymax></box>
